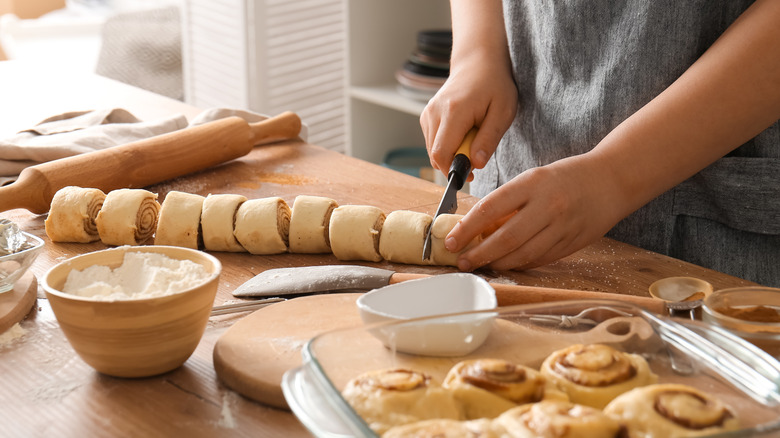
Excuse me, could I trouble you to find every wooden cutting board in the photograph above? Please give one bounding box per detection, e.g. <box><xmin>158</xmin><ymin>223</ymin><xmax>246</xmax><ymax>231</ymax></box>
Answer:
<box><xmin>0</xmin><ymin>272</ymin><xmax>37</xmax><ymax>334</ymax></box>
<box><xmin>213</xmin><ymin>294</ymin><xmax>364</xmax><ymax>409</ymax></box>
<box><xmin>212</xmin><ymin>293</ymin><xmax>653</xmax><ymax>410</ymax></box>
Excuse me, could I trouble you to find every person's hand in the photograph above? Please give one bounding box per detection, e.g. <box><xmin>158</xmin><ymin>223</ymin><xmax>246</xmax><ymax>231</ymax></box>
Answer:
<box><xmin>444</xmin><ymin>152</ymin><xmax>627</xmax><ymax>271</ymax></box>
<box><xmin>420</xmin><ymin>51</ymin><xmax>518</xmax><ymax>175</ymax></box>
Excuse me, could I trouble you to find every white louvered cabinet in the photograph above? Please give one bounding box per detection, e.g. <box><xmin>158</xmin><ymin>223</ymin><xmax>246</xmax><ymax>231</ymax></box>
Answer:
<box><xmin>181</xmin><ymin>0</ymin><xmax>450</xmax><ymax>161</ymax></box>
<box><xmin>181</xmin><ymin>0</ymin><xmax>348</xmax><ymax>152</ymax></box>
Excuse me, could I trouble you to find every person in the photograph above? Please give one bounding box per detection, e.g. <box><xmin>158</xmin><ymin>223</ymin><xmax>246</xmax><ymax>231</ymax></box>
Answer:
<box><xmin>421</xmin><ymin>0</ymin><xmax>780</xmax><ymax>286</ymax></box>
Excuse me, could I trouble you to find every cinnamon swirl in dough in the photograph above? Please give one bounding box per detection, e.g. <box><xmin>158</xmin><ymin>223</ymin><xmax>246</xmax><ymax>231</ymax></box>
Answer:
<box><xmin>45</xmin><ymin>186</ymin><xmax>106</xmax><ymax>243</ymax></box>
<box><xmin>95</xmin><ymin>188</ymin><xmax>160</xmax><ymax>246</ymax></box>
<box><xmin>154</xmin><ymin>191</ymin><xmax>205</xmax><ymax>249</ymax></box>
<box><xmin>201</xmin><ymin>193</ymin><xmax>247</xmax><ymax>252</ymax></box>
<box><xmin>443</xmin><ymin>359</ymin><xmax>566</xmax><ymax>420</ymax></box>
<box><xmin>384</xmin><ymin>418</ymin><xmax>496</xmax><ymax>438</ymax></box>
<box><xmin>604</xmin><ymin>383</ymin><xmax>740</xmax><ymax>438</ymax></box>
<box><xmin>378</xmin><ymin>210</ymin><xmax>433</xmax><ymax>265</ymax></box>
<box><xmin>494</xmin><ymin>400</ymin><xmax>623</xmax><ymax>438</ymax></box>
<box><xmin>328</xmin><ymin>205</ymin><xmax>385</xmax><ymax>262</ymax></box>
<box><xmin>233</xmin><ymin>197</ymin><xmax>290</xmax><ymax>254</ymax></box>
<box><xmin>341</xmin><ymin>368</ymin><xmax>462</xmax><ymax>435</ymax></box>
<box><xmin>288</xmin><ymin>195</ymin><xmax>338</xmax><ymax>253</ymax></box>
<box><xmin>430</xmin><ymin>214</ymin><xmax>480</xmax><ymax>267</ymax></box>
<box><xmin>540</xmin><ymin>344</ymin><xmax>657</xmax><ymax>409</ymax></box>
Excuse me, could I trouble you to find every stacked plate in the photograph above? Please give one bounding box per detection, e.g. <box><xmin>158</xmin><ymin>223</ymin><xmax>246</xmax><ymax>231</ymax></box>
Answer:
<box><xmin>395</xmin><ymin>30</ymin><xmax>451</xmax><ymax>102</ymax></box>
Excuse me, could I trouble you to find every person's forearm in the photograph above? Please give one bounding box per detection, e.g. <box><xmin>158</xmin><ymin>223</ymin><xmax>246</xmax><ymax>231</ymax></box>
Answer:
<box><xmin>592</xmin><ymin>0</ymin><xmax>780</xmax><ymax>217</ymax></box>
<box><xmin>449</xmin><ymin>0</ymin><xmax>511</xmax><ymax>70</ymax></box>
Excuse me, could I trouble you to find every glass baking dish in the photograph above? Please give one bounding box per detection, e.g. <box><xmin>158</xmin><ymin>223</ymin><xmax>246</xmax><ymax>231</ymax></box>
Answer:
<box><xmin>282</xmin><ymin>300</ymin><xmax>780</xmax><ymax>437</ymax></box>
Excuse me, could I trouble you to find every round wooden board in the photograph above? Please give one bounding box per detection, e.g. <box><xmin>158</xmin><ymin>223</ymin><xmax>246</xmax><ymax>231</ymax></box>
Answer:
<box><xmin>0</xmin><ymin>271</ymin><xmax>37</xmax><ymax>334</ymax></box>
<box><xmin>213</xmin><ymin>293</ymin><xmax>364</xmax><ymax>409</ymax></box>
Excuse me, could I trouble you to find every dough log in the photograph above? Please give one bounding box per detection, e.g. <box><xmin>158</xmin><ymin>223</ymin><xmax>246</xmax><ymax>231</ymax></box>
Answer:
<box><xmin>329</xmin><ymin>205</ymin><xmax>385</xmax><ymax>262</ymax></box>
<box><xmin>288</xmin><ymin>195</ymin><xmax>338</xmax><ymax>254</ymax></box>
<box><xmin>154</xmin><ymin>191</ymin><xmax>205</xmax><ymax>249</ymax></box>
<box><xmin>95</xmin><ymin>188</ymin><xmax>160</xmax><ymax>246</ymax></box>
<box><xmin>234</xmin><ymin>197</ymin><xmax>291</xmax><ymax>255</ymax></box>
<box><xmin>45</xmin><ymin>186</ymin><xmax>106</xmax><ymax>243</ymax></box>
<box><xmin>201</xmin><ymin>193</ymin><xmax>247</xmax><ymax>252</ymax></box>
<box><xmin>431</xmin><ymin>214</ymin><xmax>481</xmax><ymax>267</ymax></box>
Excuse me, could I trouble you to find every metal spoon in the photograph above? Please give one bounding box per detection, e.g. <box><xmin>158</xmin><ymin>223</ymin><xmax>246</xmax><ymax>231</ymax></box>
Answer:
<box><xmin>649</xmin><ymin>277</ymin><xmax>713</xmax><ymax>320</ymax></box>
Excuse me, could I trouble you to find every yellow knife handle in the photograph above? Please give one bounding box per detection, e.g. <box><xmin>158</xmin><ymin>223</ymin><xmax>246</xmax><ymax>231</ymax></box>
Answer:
<box><xmin>449</xmin><ymin>128</ymin><xmax>477</xmax><ymax>190</ymax></box>
<box><xmin>455</xmin><ymin>127</ymin><xmax>477</xmax><ymax>158</ymax></box>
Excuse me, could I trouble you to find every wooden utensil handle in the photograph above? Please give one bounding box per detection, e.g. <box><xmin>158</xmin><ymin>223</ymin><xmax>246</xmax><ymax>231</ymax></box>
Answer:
<box><xmin>389</xmin><ymin>272</ymin><xmax>665</xmax><ymax>314</ymax></box>
<box><xmin>250</xmin><ymin>111</ymin><xmax>302</xmax><ymax>146</ymax></box>
<box><xmin>0</xmin><ymin>112</ymin><xmax>302</xmax><ymax>214</ymax></box>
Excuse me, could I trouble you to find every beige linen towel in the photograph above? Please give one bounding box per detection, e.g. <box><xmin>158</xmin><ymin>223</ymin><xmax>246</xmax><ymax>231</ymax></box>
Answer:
<box><xmin>0</xmin><ymin>107</ymin><xmax>308</xmax><ymax>185</ymax></box>
<box><xmin>0</xmin><ymin>108</ymin><xmax>188</xmax><ymax>177</ymax></box>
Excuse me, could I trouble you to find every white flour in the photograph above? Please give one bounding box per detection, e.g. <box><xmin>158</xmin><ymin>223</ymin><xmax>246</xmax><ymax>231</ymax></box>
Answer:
<box><xmin>0</xmin><ymin>322</ymin><xmax>25</xmax><ymax>346</ymax></box>
<box><xmin>63</xmin><ymin>251</ymin><xmax>210</xmax><ymax>301</ymax></box>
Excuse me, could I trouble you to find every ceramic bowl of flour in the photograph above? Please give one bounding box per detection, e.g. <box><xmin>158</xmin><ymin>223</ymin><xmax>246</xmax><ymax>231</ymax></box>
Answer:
<box><xmin>42</xmin><ymin>245</ymin><xmax>221</xmax><ymax>378</ymax></box>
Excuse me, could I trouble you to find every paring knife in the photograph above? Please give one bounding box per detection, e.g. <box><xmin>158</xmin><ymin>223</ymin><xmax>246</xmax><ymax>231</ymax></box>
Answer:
<box><xmin>422</xmin><ymin>128</ymin><xmax>477</xmax><ymax>261</ymax></box>
<box><xmin>231</xmin><ymin>265</ymin><xmax>667</xmax><ymax>313</ymax></box>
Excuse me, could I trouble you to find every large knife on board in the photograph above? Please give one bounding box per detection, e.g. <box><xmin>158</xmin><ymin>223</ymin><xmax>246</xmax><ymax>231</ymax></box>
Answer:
<box><xmin>232</xmin><ymin>265</ymin><xmax>666</xmax><ymax>313</ymax></box>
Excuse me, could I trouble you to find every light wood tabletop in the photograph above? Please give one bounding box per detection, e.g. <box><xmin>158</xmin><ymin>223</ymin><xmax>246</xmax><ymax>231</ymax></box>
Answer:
<box><xmin>0</xmin><ymin>60</ymin><xmax>756</xmax><ymax>437</ymax></box>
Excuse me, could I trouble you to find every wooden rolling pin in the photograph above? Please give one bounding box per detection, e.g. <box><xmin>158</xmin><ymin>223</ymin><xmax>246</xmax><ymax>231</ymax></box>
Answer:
<box><xmin>0</xmin><ymin>111</ymin><xmax>302</xmax><ymax>214</ymax></box>
<box><xmin>390</xmin><ymin>272</ymin><xmax>667</xmax><ymax>314</ymax></box>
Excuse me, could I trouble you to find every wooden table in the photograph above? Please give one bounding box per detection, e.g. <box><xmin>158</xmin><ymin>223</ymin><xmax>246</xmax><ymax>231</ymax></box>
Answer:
<box><xmin>0</xmin><ymin>60</ymin><xmax>755</xmax><ymax>437</ymax></box>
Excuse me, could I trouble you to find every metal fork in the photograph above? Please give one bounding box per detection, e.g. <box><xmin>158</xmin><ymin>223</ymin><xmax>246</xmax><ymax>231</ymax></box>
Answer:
<box><xmin>210</xmin><ymin>297</ymin><xmax>286</xmax><ymax>316</ymax></box>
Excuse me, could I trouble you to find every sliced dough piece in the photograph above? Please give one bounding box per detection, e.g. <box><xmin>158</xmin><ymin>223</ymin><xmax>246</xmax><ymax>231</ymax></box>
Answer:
<box><xmin>95</xmin><ymin>188</ymin><xmax>160</xmax><ymax>246</ymax></box>
<box><xmin>443</xmin><ymin>358</ymin><xmax>567</xmax><ymax>420</ymax></box>
<box><xmin>379</xmin><ymin>210</ymin><xmax>432</xmax><ymax>265</ymax></box>
<box><xmin>201</xmin><ymin>193</ymin><xmax>247</xmax><ymax>252</ymax></box>
<box><xmin>234</xmin><ymin>197</ymin><xmax>291</xmax><ymax>255</ymax></box>
<box><xmin>288</xmin><ymin>195</ymin><xmax>338</xmax><ymax>253</ymax></box>
<box><xmin>45</xmin><ymin>186</ymin><xmax>106</xmax><ymax>243</ymax></box>
<box><xmin>341</xmin><ymin>368</ymin><xmax>462</xmax><ymax>435</ymax></box>
<box><xmin>154</xmin><ymin>191</ymin><xmax>205</xmax><ymax>249</ymax></box>
<box><xmin>604</xmin><ymin>383</ymin><xmax>740</xmax><ymax>438</ymax></box>
<box><xmin>430</xmin><ymin>214</ymin><xmax>481</xmax><ymax>267</ymax></box>
<box><xmin>384</xmin><ymin>418</ymin><xmax>494</xmax><ymax>438</ymax></box>
<box><xmin>329</xmin><ymin>205</ymin><xmax>385</xmax><ymax>262</ymax></box>
<box><xmin>540</xmin><ymin>343</ymin><xmax>658</xmax><ymax>409</ymax></box>
<box><xmin>495</xmin><ymin>400</ymin><xmax>623</xmax><ymax>438</ymax></box>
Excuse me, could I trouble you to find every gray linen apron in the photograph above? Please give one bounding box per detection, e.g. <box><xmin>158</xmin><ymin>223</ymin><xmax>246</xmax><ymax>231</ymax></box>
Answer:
<box><xmin>474</xmin><ymin>0</ymin><xmax>779</xmax><ymax>286</ymax></box>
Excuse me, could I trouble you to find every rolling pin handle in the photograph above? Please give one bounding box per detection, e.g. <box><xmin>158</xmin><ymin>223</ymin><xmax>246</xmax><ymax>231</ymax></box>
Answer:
<box><xmin>0</xmin><ymin>167</ymin><xmax>49</xmax><ymax>214</ymax></box>
<box><xmin>249</xmin><ymin>111</ymin><xmax>302</xmax><ymax>146</ymax></box>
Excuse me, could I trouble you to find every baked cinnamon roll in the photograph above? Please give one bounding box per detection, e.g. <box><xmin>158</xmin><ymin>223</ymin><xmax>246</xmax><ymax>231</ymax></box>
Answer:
<box><xmin>604</xmin><ymin>383</ymin><xmax>740</xmax><ymax>438</ymax></box>
<box><xmin>540</xmin><ymin>344</ymin><xmax>658</xmax><ymax>408</ymax></box>
<box><xmin>494</xmin><ymin>400</ymin><xmax>623</xmax><ymax>438</ymax></box>
<box><xmin>341</xmin><ymin>368</ymin><xmax>462</xmax><ymax>435</ymax></box>
<box><xmin>383</xmin><ymin>418</ymin><xmax>496</xmax><ymax>438</ymax></box>
<box><xmin>444</xmin><ymin>359</ymin><xmax>567</xmax><ymax>419</ymax></box>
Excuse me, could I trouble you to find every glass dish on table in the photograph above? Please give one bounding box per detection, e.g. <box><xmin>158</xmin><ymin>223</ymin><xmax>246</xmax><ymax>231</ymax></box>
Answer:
<box><xmin>282</xmin><ymin>300</ymin><xmax>780</xmax><ymax>438</ymax></box>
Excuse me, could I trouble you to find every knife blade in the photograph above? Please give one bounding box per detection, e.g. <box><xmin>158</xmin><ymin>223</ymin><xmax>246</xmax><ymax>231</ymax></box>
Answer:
<box><xmin>231</xmin><ymin>265</ymin><xmax>667</xmax><ymax>314</ymax></box>
<box><xmin>422</xmin><ymin>128</ymin><xmax>477</xmax><ymax>261</ymax></box>
<box><xmin>232</xmin><ymin>265</ymin><xmax>396</xmax><ymax>297</ymax></box>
